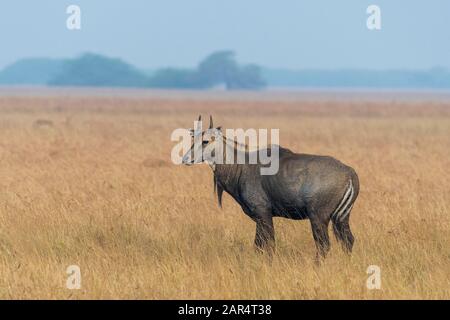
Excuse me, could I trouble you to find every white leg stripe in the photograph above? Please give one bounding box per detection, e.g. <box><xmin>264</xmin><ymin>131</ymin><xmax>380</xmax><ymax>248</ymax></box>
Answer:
<box><xmin>339</xmin><ymin>203</ymin><xmax>354</xmax><ymax>222</ymax></box>
<box><xmin>332</xmin><ymin>180</ymin><xmax>354</xmax><ymax>220</ymax></box>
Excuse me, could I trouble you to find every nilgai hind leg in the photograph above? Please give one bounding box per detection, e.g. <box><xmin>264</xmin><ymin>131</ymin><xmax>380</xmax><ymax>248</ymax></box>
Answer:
<box><xmin>309</xmin><ymin>217</ymin><xmax>331</xmax><ymax>265</ymax></box>
<box><xmin>332</xmin><ymin>214</ymin><xmax>355</xmax><ymax>254</ymax></box>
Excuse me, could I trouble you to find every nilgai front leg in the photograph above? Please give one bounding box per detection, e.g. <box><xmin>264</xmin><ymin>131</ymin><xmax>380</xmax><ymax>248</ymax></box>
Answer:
<box><xmin>254</xmin><ymin>213</ymin><xmax>275</xmax><ymax>254</ymax></box>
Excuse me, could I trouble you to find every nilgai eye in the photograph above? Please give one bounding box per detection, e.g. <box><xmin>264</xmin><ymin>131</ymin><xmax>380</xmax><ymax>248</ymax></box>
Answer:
<box><xmin>202</xmin><ymin>140</ymin><xmax>208</xmax><ymax>144</ymax></box>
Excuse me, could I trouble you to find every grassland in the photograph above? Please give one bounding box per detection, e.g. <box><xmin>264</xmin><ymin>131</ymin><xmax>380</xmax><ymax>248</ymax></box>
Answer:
<box><xmin>0</xmin><ymin>90</ymin><xmax>448</xmax><ymax>299</ymax></box>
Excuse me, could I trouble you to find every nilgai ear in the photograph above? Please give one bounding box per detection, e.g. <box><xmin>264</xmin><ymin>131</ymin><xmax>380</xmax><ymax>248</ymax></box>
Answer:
<box><xmin>209</xmin><ymin>115</ymin><xmax>213</xmax><ymax>129</ymax></box>
<box><xmin>197</xmin><ymin>115</ymin><xmax>202</xmax><ymax>122</ymax></box>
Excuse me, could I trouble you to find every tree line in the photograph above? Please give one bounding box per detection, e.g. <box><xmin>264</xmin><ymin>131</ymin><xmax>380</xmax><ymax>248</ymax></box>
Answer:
<box><xmin>49</xmin><ymin>51</ymin><xmax>266</xmax><ymax>89</ymax></box>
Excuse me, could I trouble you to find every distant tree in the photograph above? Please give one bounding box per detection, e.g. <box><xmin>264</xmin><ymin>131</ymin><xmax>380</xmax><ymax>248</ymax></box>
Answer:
<box><xmin>197</xmin><ymin>51</ymin><xmax>239</xmax><ymax>88</ymax></box>
<box><xmin>196</xmin><ymin>50</ymin><xmax>266</xmax><ymax>89</ymax></box>
<box><xmin>49</xmin><ymin>53</ymin><xmax>149</xmax><ymax>87</ymax></box>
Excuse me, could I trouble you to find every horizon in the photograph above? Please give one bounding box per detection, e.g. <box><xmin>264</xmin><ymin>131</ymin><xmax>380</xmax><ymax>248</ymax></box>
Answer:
<box><xmin>3</xmin><ymin>52</ymin><xmax>450</xmax><ymax>72</ymax></box>
<box><xmin>2</xmin><ymin>51</ymin><xmax>450</xmax><ymax>89</ymax></box>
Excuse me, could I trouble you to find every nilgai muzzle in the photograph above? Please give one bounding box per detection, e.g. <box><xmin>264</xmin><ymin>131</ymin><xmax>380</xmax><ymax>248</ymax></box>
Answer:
<box><xmin>182</xmin><ymin>116</ymin><xmax>359</xmax><ymax>262</ymax></box>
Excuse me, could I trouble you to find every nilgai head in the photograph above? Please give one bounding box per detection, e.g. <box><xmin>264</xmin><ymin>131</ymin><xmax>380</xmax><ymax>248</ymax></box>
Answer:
<box><xmin>182</xmin><ymin>115</ymin><xmax>222</xmax><ymax>166</ymax></box>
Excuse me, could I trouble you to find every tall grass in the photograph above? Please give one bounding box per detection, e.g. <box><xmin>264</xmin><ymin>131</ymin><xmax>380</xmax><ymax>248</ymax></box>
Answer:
<box><xmin>0</xmin><ymin>94</ymin><xmax>448</xmax><ymax>299</ymax></box>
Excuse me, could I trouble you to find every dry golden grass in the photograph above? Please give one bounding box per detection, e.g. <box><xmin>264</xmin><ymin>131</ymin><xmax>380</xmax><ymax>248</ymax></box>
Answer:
<box><xmin>0</xmin><ymin>92</ymin><xmax>448</xmax><ymax>299</ymax></box>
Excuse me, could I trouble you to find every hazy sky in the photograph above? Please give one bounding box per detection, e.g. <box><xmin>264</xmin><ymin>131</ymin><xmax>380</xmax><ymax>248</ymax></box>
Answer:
<box><xmin>0</xmin><ymin>0</ymin><xmax>449</xmax><ymax>70</ymax></box>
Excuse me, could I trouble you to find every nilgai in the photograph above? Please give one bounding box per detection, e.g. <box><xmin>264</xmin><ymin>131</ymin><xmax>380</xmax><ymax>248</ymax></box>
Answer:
<box><xmin>182</xmin><ymin>116</ymin><xmax>359</xmax><ymax>262</ymax></box>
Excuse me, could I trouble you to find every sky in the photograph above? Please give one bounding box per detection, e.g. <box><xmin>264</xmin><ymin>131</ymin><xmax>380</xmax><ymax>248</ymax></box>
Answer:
<box><xmin>0</xmin><ymin>0</ymin><xmax>449</xmax><ymax>70</ymax></box>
